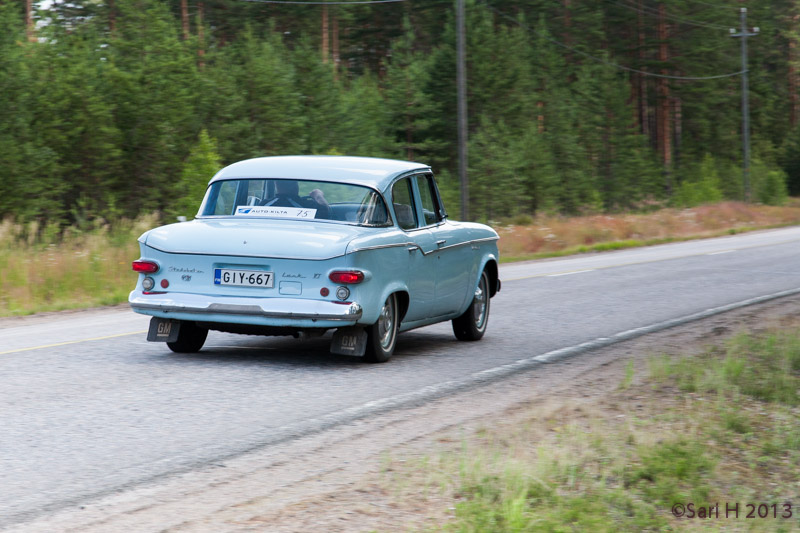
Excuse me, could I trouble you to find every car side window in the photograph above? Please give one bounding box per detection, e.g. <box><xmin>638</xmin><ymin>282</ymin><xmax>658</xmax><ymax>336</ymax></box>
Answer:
<box><xmin>415</xmin><ymin>174</ymin><xmax>443</xmax><ymax>226</ymax></box>
<box><xmin>212</xmin><ymin>181</ymin><xmax>239</xmax><ymax>215</ymax></box>
<box><xmin>391</xmin><ymin>178</ymin><xmax>418</xmax><ymax>230</ymax></box>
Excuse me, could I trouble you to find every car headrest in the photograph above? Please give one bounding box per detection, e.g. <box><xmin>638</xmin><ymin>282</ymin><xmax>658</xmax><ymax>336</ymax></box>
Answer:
<box><xmin>394</xmin><ymin>204</ymin><xmax>415</xmax><ymax>230</ymax></box>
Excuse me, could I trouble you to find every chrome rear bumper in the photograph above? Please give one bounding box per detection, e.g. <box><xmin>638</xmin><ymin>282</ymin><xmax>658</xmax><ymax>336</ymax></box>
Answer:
<box><xmin>129</xmin><ymin>291</ymin><xmax>362</xmax><ymax>325</ymax></box>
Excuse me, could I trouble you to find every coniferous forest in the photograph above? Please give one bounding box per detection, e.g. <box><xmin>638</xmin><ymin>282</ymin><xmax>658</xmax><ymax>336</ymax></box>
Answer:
<box><xmin>2</xmin><ymin>0</ymin><xmax>800</xmax><ymax>226</ymax></box>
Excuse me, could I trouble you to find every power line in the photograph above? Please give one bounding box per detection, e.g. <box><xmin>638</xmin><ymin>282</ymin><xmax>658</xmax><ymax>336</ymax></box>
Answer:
<box><xmin>681</xmin><ymin>0</ymin><xmax>739</xmax><ymax>11</ymax></box>
<box><xmin>240</xmin><ymin>0</ymin><xmax>405</xmax><ymax>5</ymax></box>
<box><xmin>610</xmin><ymin>0</ymin><xmax>730</xmax><ymax>30</ymax></box>
<box><xmin>485</xmin><ymin>4</ymin><xmax>744</xmax><ymax>81</ymax></box>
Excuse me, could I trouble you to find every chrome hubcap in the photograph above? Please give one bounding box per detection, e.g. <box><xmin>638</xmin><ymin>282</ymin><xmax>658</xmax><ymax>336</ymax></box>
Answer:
<box><xmin>377</xmin><ymin>298</ymin><xmax>395</xmax><ymax>349</ymax></box>
<box><xmin>472</xmin><ymin>276</ymin><xmax>487</xmax><ymax>329</ymax></box>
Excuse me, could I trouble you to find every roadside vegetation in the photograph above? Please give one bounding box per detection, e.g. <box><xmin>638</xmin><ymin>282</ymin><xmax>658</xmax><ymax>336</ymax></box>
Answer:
<box><xmin>497</xmin><ymin>199</ymin><xmax>800</xmax><ymax>262</ymax></box>
<box><xmin>2</xmin><ymin>201</ymin><xmax>799</xmax><ymax>317</ymax></box>
<box><xmin>0</xmin><ymin>216</ymin><xmax>153</xmax><ymax>317</ymax></box>
<box><xmin>379</xmin><ymin>325</ymin><xmax>800</xmax><ymax>532</ymax></box>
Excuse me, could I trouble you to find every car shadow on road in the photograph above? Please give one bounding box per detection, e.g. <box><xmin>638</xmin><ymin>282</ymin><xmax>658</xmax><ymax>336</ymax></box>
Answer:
<box><xmin>160</xmin><ymin>330</ymin><xmax>460</xmax><ymax>368</ymax></box>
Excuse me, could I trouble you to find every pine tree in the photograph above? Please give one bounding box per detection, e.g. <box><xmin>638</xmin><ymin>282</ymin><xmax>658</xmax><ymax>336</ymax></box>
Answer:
<box><xmin>169</xmin><ymin>129</ymin><xmax>222</xmax><ymax>220</ymax></box>
<box><xmin>0</xmin><ymin>4</ymin><xmax>61</xmax><ymax>222</ymax></box>
<box><xmin>106</xmin><ymin>0</ymin><xmax>201</xmax><ymax>215</ymax></box>
<box><xmin>384</xmin><ymin>18</ymin><xmax>440</xmax><ymax>162</ymax></box>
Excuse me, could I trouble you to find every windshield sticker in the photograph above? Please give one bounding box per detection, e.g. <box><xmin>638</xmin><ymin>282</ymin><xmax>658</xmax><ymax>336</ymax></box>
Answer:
<box><xmin>235</xmin><ymin>206</ymin><xmax>317</xmax><ymax>219</ymax></box>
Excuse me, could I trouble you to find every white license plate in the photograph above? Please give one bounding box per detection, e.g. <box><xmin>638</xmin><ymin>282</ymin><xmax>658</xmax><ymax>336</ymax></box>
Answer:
<box><xmin>214</xmin><ymin>269</ymin><xmax>274</xmax><ymax>288</ymax></box>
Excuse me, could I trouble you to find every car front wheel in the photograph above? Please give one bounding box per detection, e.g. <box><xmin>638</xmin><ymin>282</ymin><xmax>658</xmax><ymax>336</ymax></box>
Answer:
<box><xmin>167</xmin><ymin>321</ymin><xmax>209</xmax><ymax>353</ymax></box>
<box><xmin>452</xmin><ymin>270</ymin><xmax>490</xmax><ymax>341</ymax></box>
<box><xmin>364</xmin><ymin>293</ymin><xmax>398</xmax><ymax>363</ymax></box>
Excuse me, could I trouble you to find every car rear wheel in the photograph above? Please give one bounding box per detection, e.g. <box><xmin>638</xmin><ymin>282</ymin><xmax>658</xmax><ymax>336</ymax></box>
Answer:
<box><xmin>452</xmin><ymin>270</ymin><xmax>490</xmax><ymax>341</ymax></box>
<box><xmin>364</xmin><ymin>293</ymin><xmax>398</xmax><ymax>363</ymax></box>
<box><xmin>167</xmin><ymin>321</ymin><xmax>209</xmax><ymax>353</ymax></box>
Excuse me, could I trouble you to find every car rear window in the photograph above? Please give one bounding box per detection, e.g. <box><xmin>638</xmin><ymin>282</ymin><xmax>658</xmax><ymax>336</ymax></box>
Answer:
<box><xmin>197</xmin><ymin>179</ymin><xmax>391</xmax><ymax>226</ymax></box>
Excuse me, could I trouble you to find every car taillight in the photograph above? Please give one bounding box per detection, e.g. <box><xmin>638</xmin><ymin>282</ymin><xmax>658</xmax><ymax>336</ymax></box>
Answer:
<box><xmin>329</xmin><ymin>270</ymin><xmax>365</xmax><ymax>284</ymax></box>
<box><xmin>132</xmin><ymin>260</ymin><xmax>160</xmax><ymax>274</ymax></box>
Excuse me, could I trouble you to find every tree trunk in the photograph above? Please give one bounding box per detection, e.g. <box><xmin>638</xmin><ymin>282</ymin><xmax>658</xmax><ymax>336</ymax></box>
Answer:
<box><xmin>790</xmin><ymin>14</ymin><xmax>799</xmax><ymax>127</ymax></box>
<box><xmin>197</xmin><ymin>1</ymin><xmax>205</xmax><ymax>69</ymax></box>
<box><xmin>321</xmin><ymin>3</ymin><xmax>329</xmax><ymax>64</ymax></box>
<box><xmin>563</xmin><ymin>0</ymin><xmax>573</xmax><ymax>68</ymax></box>
<box><xmin>638</xmin><ymin>0</ymin><xmax>650</xmax><ymax>139</ymax></box>
<box><xmin>657</xmin><ymin>3</ymin><xmax>672</xmax><ymax>192</ymax></box>
<box><xmin>537</xmin><ymin>101</ymin><xmax>545</xmax><ymax>133</ymax></box>
<box><xmin>109</xmin><ymin>0</ymin><xmax>116</xmax><ymax>33</ymax></box>
<box><xmin>25</xmin><ymin>0</ymin><xmax>35</xmax><ymax>42</ymax></box>
<box><xmin>332</xmin><ymin>9</ymin><xmax>340</xmax><ymax>78</ymax></box>
<box><xmin>673</xmin><ymin>96</ymin><xmax>682</xmax><ymax>167</ymax></box>
<box><xmin>181</xmin><ymin>0</ymin><xmax>190</xmax><ymax>41</ymax></box>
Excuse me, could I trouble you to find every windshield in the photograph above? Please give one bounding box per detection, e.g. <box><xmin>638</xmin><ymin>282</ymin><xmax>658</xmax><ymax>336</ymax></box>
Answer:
<box><xmin>198</xmin><ymin>178</ymin><xmax>391</xmax><ymax>226</ymax></box>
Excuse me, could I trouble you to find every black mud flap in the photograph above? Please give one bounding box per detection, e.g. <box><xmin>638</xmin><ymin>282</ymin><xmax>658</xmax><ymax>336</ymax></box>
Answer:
<box><xmin>147</xmin><ymin>317</ymin><xmax>180</xmax><ymax>342</ymax></box>
<box><xmin>330</xmin><ymin>326</ymin><xmax>368</xmax><ymax>356</ymax></box>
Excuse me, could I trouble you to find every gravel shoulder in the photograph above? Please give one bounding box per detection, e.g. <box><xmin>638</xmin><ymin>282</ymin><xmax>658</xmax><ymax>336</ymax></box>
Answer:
<box><xmin>8</xmin><ymin>295</ymin><xmax>800</xmax><ymax>533</ymax></box>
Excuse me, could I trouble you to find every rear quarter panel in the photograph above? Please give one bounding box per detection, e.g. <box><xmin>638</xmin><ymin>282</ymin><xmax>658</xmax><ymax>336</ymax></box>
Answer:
<box><xmin>344</xmin><ymin>228</ymin><xmax>414</xmax><ymax>325</ymax></box>
<box><xmin>452</xmin><ymin>221</ymin><xmax>500</xmax><ymax>315</ymax></box>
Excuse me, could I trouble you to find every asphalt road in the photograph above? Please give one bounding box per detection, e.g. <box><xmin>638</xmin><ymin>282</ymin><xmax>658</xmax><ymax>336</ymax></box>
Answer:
<box><xmin>2</xmin><ymin>226</ymin><xmax>800</xmax><ymax>528</ymax></box>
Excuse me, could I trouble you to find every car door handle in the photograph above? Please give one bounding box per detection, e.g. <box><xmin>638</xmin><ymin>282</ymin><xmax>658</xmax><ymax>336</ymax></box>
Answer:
<box><xmin>436</xmin><ymin>239</ymin><xmax>447</xmax><ymax>246</ymax></box>
<box><xmin>407</xmin><ymin>245</ymin><xmax>419</xmax><ymax>253</ymax></box>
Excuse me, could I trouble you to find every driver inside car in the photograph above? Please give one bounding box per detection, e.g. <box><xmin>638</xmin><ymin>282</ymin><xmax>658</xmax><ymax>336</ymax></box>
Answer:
<box><xmin>263</xmin><ymin>180</ymin><xmax>330</xmax><ymax>219</ymax></box>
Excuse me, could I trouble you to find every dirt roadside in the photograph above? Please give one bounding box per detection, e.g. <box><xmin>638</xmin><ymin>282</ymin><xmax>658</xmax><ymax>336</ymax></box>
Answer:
<box><xmin>9</xmin><ymin>295</ymin><xmax>800</xmax><ymax>533</ymax></box>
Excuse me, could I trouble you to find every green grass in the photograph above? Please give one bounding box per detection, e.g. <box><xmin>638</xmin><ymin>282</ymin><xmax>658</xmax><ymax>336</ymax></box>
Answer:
<box><xmin>0</xmin><ymin>216</ymin><xmax>152</xmax><ymax>316</ymax></box>
<box><xmin>385</xmin><ymin>327</ymin><xmax>800</xmax><ymax>531</ymax></box>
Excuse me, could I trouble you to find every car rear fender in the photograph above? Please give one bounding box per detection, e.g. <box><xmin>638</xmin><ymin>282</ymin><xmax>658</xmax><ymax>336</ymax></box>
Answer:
<box><xmin>462</xmin><ymin>254</ymin><xmax>499</xmax><ymax>312</ymax></box>
<box><xmin>452</xmin><ymin>254</ymin><xmax>499</xmax><ymax>318</ymax></box>
<box><xmin>479</xmin><ymin>256</ymin><xmax>500</xmax><ymax>297</ymax></box>
<box><xmin>359</xmin><ymin>281</ymin><xmax>409</xmax><ymax>325</ymax></box>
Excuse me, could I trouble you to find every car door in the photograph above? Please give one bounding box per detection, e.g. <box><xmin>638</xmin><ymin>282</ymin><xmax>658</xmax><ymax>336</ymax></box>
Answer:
<box><xmin>390</xmin><ymin>177</ymin><xmax>437</xmax><ymax>322</ymax></box>
<box><xmin>413</xmin><ymin>174</ymin><xmax>472</xmax><ymax>316</ymax></box>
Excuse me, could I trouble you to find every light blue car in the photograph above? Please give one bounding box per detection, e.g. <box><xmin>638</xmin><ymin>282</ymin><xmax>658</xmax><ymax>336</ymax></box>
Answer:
<box><xmin>129</xmin><ymin>156</ymin><xmax>500</xmax><ymax>362</ymax></box>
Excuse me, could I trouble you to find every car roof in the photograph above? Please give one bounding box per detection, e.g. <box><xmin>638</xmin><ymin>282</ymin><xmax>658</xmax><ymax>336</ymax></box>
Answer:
<box><xmin>209</xmin><ymin>156</ymin><xmax>431</xmax><ymax>190</ymax></box>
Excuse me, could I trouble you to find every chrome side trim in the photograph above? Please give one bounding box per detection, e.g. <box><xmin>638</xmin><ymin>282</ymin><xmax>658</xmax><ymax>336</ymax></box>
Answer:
<box><xmin>348</xmin><ymin>242</ymin><xmax>414</xmax><ymax>253</ymax></box>
<box><xmin>350</xmin><ymin>236</ymin><xmax>498</xmax><ymax>255</ymax></box>
<box><xmin>437</xmin><ymin>237</ymin><xmax>496</xmax><ymax>252</ymax></box>
<box><xmin>464</xmin><ymin>236</ymin><xmax>500</xmax><ymax>245</ymax></box>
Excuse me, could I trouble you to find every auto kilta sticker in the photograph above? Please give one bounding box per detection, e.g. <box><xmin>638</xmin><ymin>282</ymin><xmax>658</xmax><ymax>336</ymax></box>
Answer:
<box><xmin>147</xmin><ymin>317</ymin><xmax>180</xmax><ymax>342</ymax></box>
<box><xmin>234</xmin><ymin>206</ymin><xmax>317</xmax><ymax>219</ymax></box>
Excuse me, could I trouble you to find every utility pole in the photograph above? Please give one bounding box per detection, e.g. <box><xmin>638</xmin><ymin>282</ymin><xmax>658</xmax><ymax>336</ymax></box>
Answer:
<box><xmin>730</xmin><ymin>8</ymin><xmax>758</xmax><ymax>202</ymax></box>
<box><xmin>456</xmin><ymin>0</ymin><xmax>468</xmax><ymax>220</ymax></box>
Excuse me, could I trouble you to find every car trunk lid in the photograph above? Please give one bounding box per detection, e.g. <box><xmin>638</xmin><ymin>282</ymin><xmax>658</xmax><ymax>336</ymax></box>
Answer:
<box><xmin>143</xmin><ymin>219</ymin><xmax>360</xmax><ymax>260</ymax></box>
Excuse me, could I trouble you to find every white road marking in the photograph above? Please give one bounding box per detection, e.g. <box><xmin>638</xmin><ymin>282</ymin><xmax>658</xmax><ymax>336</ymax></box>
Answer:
<box><xmin>707</xmin><ymin>250</ymin><xmax>735</xmax><ymax>255</ymax></box>
<box><xmin>546</xmin><ymin>269</ymin><xmax>595</xmax><ymax>277</ymax></box>
<box><xmin>0</xmin><ymin>331</ymin><xmax>147</xmax><ymax>356</ymax></box>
